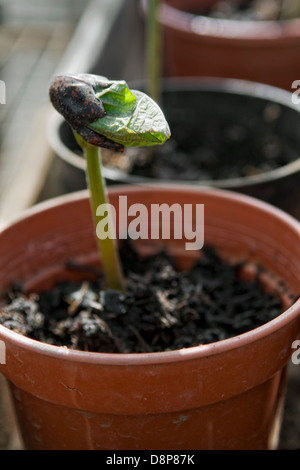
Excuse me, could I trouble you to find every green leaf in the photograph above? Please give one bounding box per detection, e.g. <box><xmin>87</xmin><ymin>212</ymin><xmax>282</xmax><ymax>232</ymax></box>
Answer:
<box><xmin>88</xmin><ymin>81</ymin><xmax>171</xmax><ymax>147</ymax></box>
<box><xmin>94</xmin><ymin>80</ymin><xmax>137</xmax><ymax>116</ymax></box>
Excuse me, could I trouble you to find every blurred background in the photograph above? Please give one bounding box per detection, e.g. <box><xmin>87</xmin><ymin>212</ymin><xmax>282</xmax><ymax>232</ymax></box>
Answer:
<box><xmin>0</xmin><ymin>0</ymin><xmax>85</xmax><ymax>221</ymax></box>
<box><xmin>0</xmin><ymin>0</ymin><xmax>144</xmax><ymax>223</ymax></box>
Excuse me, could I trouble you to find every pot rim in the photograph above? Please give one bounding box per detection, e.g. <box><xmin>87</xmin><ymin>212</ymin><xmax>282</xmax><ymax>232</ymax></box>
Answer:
<box><xmin>47</xmin><ymin>77</ymin><xmax>300</xmax><ymax>189</ymax></box>
<box><xmin>157</xmin><ymin>0</ymin><xmax>300</xmax><ymax>42</ymax></box>
<box><xmin>0</xmin><ymin>186</ymin><xmax>299</xmax><ymax>366</ymax></box>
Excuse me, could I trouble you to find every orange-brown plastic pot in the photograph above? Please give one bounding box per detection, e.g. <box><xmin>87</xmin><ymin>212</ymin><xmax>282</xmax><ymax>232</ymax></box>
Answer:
<box><xmin>0</xmin><ymin>186</ymin><xmax>299</xmax><ymax>450</ymax></box>
<box><xmin>151</xmin><ymin>0</ymin><xmax>300</xmax><ymax>90</ymax></box>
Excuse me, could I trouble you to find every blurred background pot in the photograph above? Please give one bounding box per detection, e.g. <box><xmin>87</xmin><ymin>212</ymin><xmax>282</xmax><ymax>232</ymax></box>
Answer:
<box><xmin>151</xmin><ymin>0</ymin><xmax>300</xmax><ymax>90</ymax></box>
<box><xmin>48</xmin><ymin>78</ymin><xmax>300</xmax><ymax>219</ymax></box>
<box><xmin>0</xmin><ymin>186</ymin><xmax>299</xmax><ymax>449</ymax></box>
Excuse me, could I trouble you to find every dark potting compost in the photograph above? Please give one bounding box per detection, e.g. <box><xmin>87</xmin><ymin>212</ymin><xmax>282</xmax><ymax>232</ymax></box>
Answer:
<box><xmin>0</xmin><ymin>242</ymin><xmax>294</xmax><ymax>354</ymax></box>
<box><xmin>128</xmin><ymin>105</ymin><xmax>298</xmax><ymax>182</ymax></box>
<box><xmin>64</xmin><ymin>87</ymin><xmax>299</xmax><ymax>184</ymax></box>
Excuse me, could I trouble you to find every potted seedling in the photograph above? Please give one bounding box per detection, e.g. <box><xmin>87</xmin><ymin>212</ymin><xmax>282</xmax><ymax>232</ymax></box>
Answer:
<box><xmin>48</xmin><ymin>73</ymin><xmax>170</xmax><ymax>293</ymax></box>
<box><xmin>0</xmin><ymin>73</ymin><xmax>299</xmax><ymax>450</ymax></box>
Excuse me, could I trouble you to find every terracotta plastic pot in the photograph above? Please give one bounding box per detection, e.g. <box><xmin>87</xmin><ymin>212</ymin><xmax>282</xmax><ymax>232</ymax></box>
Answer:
<box><xmin>150</xmin><ymin>0</ymin><xmax>300</xmax><ymax>90</ymax></box>
<box><xmin>0</xmin><ymin>186</ymin><xmax>299</xmax><ymax>450</ymax></box>
<box><xmin>48</xmin><ymin>78</ymin><xmax>300</xmax><ymax>219</ymax></box>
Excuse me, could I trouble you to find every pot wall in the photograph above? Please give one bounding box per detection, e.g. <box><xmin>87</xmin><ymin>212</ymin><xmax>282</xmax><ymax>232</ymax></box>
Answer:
<box><xmin>157</xmin><ymin>0</ymin><xmax>300</xmax><ymax>90</ymax></box>
<box><xmin>0</xmin><ymin>187</ymin><xmax>299</xmax><ymax>449</ymax></box>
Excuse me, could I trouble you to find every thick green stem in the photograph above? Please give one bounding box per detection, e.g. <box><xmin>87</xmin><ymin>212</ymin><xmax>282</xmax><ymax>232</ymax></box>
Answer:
<box><xmin>147</xmin><ymin>0</ymin><xmax>161</xmax><ymax>104</ymax></box>
<box><xmin>74</xmin><ymin>132</ymin><xmax>125</xmax><ymax>292</ymax></box>
<box><xmin>277</xmin><ymin>0</ymin><xmax>285</xmax><ymax>19</ymax></box>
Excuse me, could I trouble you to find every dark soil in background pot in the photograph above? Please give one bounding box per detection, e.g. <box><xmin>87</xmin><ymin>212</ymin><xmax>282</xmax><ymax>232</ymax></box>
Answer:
<box><xmin>129</xmin><ymin>100</ymin><xmax>298</xmax><ymax>182</ymax></box>
<box><xmin>62</xmin><ymin>84</ymin><xmax>300</xmax><ymax>184</ymax></box>
<box><xmin>0</xmin><ymin>241</ymin><xmax>295</xmax><ymax>353</ymax></box>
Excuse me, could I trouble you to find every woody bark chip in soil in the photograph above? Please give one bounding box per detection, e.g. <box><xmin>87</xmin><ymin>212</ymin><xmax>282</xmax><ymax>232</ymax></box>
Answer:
<box><xmin>0</xmin><ymin>186</ymin><xmax>299</xmax><ymax>450</ymax></box>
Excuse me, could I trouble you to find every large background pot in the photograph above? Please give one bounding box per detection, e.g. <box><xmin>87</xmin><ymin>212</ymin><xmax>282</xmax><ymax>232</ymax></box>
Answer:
<box><xmin>0</xmin><ymin>186</ymin><xmax>299</xmax><ymax>450</ymax></box>
<box><xmin>48</xmin><ymin>78</ymin><xmax>300</xmax><ymax>219</ymax></box>
<box><xmin>154</xmin><ymin>0</ymin><xmax>300</xmax><ymax>90</ymax></box>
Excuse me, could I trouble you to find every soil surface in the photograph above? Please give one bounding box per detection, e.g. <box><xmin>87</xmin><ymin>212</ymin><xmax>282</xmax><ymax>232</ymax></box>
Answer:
<box><xmin>0</xmin><ymin>242</ymin><xmax>295</xmax><ymax>353</ymax></box>
<box><xmin>128</xmin><ymin>107</ymin><xmax>298</xmax><ymax>182</ymax></box>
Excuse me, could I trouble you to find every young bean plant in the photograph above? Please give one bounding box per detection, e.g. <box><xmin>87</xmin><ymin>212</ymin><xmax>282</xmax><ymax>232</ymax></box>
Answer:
<box><xmin>49</xmin><ymin>73</ymin><xmax>170</xmax><ymax>292</ymax></box>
